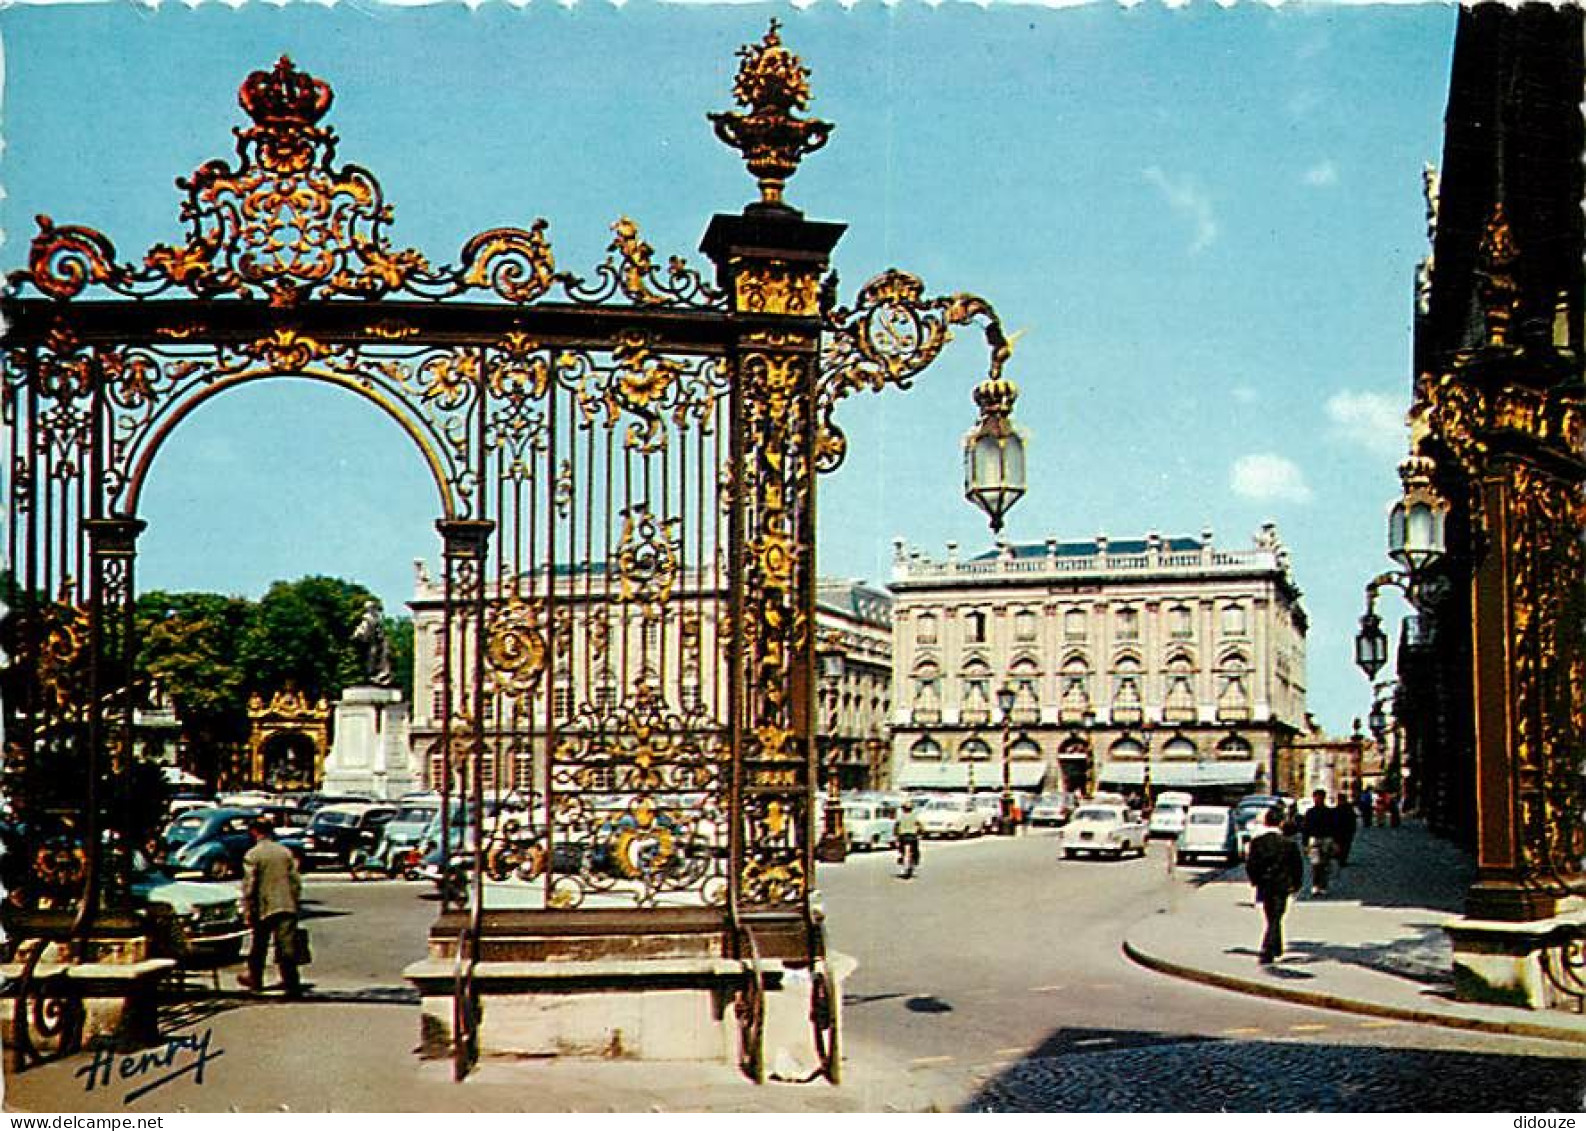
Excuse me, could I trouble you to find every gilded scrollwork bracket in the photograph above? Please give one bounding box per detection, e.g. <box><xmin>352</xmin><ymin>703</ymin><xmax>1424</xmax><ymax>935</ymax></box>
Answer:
<box><xmin>816</xmin><ymin>268</ymin><xmax>1013</xmax><ymax>474</ymax></box>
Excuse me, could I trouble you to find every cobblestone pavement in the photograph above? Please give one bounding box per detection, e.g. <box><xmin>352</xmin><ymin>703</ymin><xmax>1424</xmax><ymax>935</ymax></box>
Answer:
<box><xmin>965</xmin><ymin>1032</ymin><xmax>1586</xmax><ymax>1112</ymax></box>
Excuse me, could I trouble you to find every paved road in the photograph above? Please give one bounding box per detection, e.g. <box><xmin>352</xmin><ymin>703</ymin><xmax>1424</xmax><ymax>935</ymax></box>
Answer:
<box><xmin>166</xmin><ymin>837</ymin><xmax>1584</xmax><ymax>1111</ymax></box>
<box><xmin>818</xmin><ymin>830</ymin><xmax>1585</xmax><ymax>1111</ymax></box>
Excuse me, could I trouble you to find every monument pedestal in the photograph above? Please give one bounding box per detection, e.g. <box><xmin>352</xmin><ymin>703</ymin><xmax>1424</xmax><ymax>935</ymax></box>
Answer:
<box><xmin>322</xmin><ymin>685</ymin><xmax>417</xmax><ymax>800</ymax></box>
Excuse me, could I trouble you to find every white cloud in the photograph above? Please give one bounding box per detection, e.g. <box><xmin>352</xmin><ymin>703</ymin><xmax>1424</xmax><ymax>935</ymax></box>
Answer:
<box><xmin>1143</xmin><ymin>166</ymin><xmax>1218</xmax><ymax>254</ymax></box>
<box><xmin>1325</xmin><ymin>390</ymin><xmax>1408</xmax><ymax>458</ymax></box>
<box><xmin>1231</xmin><ymin>453</ymin><xmax>1313</xmax><ymax>504</ymax></box>
<box><xmin>1303</xmin><ymin>160</ymin><xmax>1338</xmax><ymax>188</ymax></box>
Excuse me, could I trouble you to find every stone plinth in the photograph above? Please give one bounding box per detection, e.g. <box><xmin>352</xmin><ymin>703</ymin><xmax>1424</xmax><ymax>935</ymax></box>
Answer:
<box><xmin>322</xmin><ymin>686</ymin><xmax>416</xmax><ymax>800</ymax></box>
<box><xmin>1446</xmin><ymin>910</ymin><xmax>1586</xmax><ymax>1010</ymax></box>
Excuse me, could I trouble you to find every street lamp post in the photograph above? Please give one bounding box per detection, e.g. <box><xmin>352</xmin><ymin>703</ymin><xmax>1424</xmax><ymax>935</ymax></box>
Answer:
<box><xmin>996</xmin><ymin>683</ymin><xmax>1017</xmax><ymax>835</ymax></box>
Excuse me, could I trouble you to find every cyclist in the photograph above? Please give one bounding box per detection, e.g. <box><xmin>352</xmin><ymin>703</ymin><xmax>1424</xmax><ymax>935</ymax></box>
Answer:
<box><xmin>894</xmin><ymin>801</ymin><xmax>922</xmax><ymax>878</ymax></box>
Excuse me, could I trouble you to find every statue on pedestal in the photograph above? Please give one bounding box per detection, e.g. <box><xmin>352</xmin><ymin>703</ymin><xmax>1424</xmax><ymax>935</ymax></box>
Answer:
<box><xmin>352</xmin><ymin>598</ymin><xmax>394</xmax><ymax>687</ymax></box>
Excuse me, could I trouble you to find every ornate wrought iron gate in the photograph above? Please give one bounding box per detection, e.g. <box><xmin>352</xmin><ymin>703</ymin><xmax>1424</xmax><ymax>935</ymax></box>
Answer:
<box><xmin>2</xmin><ymin>26</ymin><xmax>1012</xmax><ymax>1077</ymax></box>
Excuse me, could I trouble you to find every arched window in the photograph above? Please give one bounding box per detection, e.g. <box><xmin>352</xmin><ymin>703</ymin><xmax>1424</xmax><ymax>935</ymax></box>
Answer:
<box><xmin>1060</xmin><ymin>656</ymin><xmax>1092</xmax><ymax>723</ymax></box>
<box><xmin>1014</xmin><ymin>608</ymin><xmax>1038</xmax><ymax>642</ymax></box>
<box><xmin>917</xmin><ymin>612</ymin><xmax>939</xmax><ymax>645</ymax></box>
<box><xmin>1217</xmin><ymin>734</ymin><xmax>1253</xmax><ymax>760</ymax></box>
<box><xmin>910</xmin><ymin>736</ymin><xmax>944</xmax><ymax>761</ymax></box>
<box><xmin>912</xmin><ymin>661</ymin><xmax>942</xmax><ymax>723</ymax></box>
<box><xmin>1164</xmin><ymin>653</ymin><xmax>1197</xmax><ymax>722</ymax></box>
<box><xmin>965</xmin><ymin>609</ymin><xmax>988</xmax><ymax>644</ymax></box>
<box><xmin>1217</xmin><ymin>652</ymin><xmax>1251</xmax><ymax>721</ymax></box>
<box><xmin>1113</xmin><ymin>656</ymin><xmax>1144</xmax><ymax>724</ymax></box>
<box><xmin>960</xmin><ymin>657</ymin><xmax>992</xmax><ymax>723</ymax></box>
<box><xmin>1221</xmin><ymin>603</ymin><xmax>1248</xmax><ymax>637</ymax></box>
<box><xmin>1162</xmin><ymin>736</ymin><xmax>1197</xmax><ymax>761</ymax></box>
<box><xmin>960</xmin><ymin>737</ymin><xmax>993</xmax><ymax>761</ymax></box>
<box><xmin>1169</xmin><ymin>604</ymin><xmax>1194</xmax><ymax>639</ymax></box>
<box><xmin>1064</xmin><ymin>607</ymin><xmax>1088</xmax><ymax>641</ymax></box>
<box><xmin>1009</xmin><ymin>656</ymin><xmax>1041</xmax><ymax>720</ymax></box>
<box><xmin>1116</xmin><ymin>607</ymin><xmax>1140</xmax><ymax>641</ymax></box>
<box><xmin>1109</xmin><ymin>736</ymin><xmax>1146</xmax><ymax>761</ymax></box>
<box><xmin>1009</xmin><ymin>736</ymin><xmax>1042</xmax><ymax>760</ymax></box>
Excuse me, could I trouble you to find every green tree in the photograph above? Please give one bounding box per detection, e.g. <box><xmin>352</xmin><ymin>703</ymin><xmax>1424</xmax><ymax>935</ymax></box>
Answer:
<box><xmin>238</xmin><ymin>576</ymin><xmax>374</xmax><ymax>703</ymax></box>
<box><xmin>386</xmin><ymin>615</ymin><xmax>415</xmax><ymax>702</ymax></box>
<box><xmin>136</xmin><ymin>590</ymin><xmax>254</xmax><ymax>781</ymax></box>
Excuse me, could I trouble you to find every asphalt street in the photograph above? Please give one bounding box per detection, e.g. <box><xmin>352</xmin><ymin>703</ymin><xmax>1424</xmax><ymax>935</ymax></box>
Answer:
<box><xmin>10</xmin><ymin>834</ymin><xmax>1582</xmax><ymax>1111</ymax></box>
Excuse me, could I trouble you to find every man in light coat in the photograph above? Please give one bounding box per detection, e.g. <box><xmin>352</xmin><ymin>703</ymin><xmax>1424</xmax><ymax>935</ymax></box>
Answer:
<box><xmin>239</xmin><ymin>817</ymin><xmax>304</xmax><ymax>997</ymax></box>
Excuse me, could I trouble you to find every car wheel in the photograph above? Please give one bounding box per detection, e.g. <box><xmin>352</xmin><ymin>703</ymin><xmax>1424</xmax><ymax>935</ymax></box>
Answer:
<box><xmin>204</xmin><ymin>857</ymin><xmax>232</xmax><ymax>881</ymax></box>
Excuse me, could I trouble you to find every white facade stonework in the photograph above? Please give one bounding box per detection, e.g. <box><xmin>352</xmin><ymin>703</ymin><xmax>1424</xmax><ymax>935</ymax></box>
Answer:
<box><xmin>887</xmin><ymin>524</ymin><xmax>1308</xmax><ymax>802</ymax></box>
<box><xmin>407</xmin><ymin>565</ymin><xmax>893</xmax><ymax>794</ymax></box>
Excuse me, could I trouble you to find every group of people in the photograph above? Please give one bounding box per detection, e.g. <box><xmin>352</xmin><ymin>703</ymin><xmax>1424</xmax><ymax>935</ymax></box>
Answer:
<box><xmin>1244</xmin><ymin>788</ymin><xmax>1388</xmax><ymax>966</ymax></box>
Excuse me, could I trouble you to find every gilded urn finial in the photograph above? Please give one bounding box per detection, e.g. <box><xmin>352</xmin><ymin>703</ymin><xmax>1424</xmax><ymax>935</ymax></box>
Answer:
<box><xmin>709</xmin><ymin>20</ymin><xmax>834</xmax><ymax>211</ymax></box>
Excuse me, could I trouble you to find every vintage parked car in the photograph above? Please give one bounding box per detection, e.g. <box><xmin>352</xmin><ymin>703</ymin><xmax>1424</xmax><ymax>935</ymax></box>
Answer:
<box><xmin>301</xmin><ymin>802</ymin><xmax>399</xmax><ymax>868</ymax></box>
<box><xmin>374</xmin><ymin>797</ymin><xmax>443</xmax><ymax>874</ymax></box>
<box><xmin>132</xmin><ymin>851</ymin><xmax>248</xmax><ymax>964</ymax></box>
<box><xmin>161</xmin><ymin>807</ymin><xmax>260</xmax><ymax>880</ymax></box>
<box><xmin>1232</xmin><ymin>795</ymin><xmax>1292</xmax><ymax>859</ymax></box>
<box><xmin>1061</xmin><ymin>804</ymin><xmax>1148</xmax><ymax>859</ymax></box>
<box><xmin>841</xmin><ymin>800</ymin><xmax>898</xmax><ymax>851</ymax></box>
<box><xmin>1176</xmin><ymin>806</ymin><xmax>1239</xmax><ymax>865</ymax></box>
<box><xmin>1147</xmin><ymin>801</ymin><xmax>1191</xmax><ymax>840</ymax></box>
<box><xmin>1028</xmin><ymin>793</ymin><xmax>1074</xmax><ymax>827</ymax></box>
<box><xmin>918</xmin><ymin>795</ymin><xmax>982</xmax><ymax>839</ymax></box>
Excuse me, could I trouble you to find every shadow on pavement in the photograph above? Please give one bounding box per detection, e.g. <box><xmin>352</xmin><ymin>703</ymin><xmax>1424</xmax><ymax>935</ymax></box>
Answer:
<box><xmin>962</xmin><ymin>1025</ymin><xmax>1585</xmax><ymax>1112</ymax></box>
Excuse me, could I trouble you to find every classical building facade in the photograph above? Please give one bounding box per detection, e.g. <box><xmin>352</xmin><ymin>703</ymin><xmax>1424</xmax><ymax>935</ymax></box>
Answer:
<box><xmin>815</xmin><ymin>581</ymin><xmax>894</xmax><ymax>792</ymax></box>
<box><xmin>408</xmin><ymin>567</ymin><xmax>893</xmax><ymax>795</ymax></box>
<box><xmin>887</xmin><ymin>525</ymin><xmax>1308</xmax><ymax>803</ymax></box>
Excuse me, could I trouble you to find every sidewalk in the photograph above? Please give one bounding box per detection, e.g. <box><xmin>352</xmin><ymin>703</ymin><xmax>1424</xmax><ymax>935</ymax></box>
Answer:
<box><xmin>1124</xmin><ymin>820</ymin><xmax>1586</xmax><ymax>1046</ymax></box>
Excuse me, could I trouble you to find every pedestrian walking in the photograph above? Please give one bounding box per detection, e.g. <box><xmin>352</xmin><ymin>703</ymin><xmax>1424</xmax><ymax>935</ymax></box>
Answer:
<box><xmin>1245</xmin><ymin>807</ymin><xmax>1304</xmax><ymax>965</ymax></box>
<box><xmin>1300</xmin><ymin>789</ymin><xmax>1335</xmax><ymax>895</ymax></box>
<box><xmin>1333</xmin><ymin>793</ymin><xmax>1358</xmax><ymax>869</ymax></box>
<box><xmin>239</xmin><ymin>816</ymin><xmax>304</xmax><ymax>997</ymax></box>
<box><xmin>1357</xmin><ymin>788</ymin><xmax>1375</xmax><ymax>829</ymax></box>
<box><xmin>1388</xmin><ymin>791</ymin><xmax>1402</xmax><ymax>828</ymax></box>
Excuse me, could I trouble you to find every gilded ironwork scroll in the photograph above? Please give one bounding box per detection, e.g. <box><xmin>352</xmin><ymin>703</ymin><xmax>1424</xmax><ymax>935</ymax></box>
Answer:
<box><xmin>817</xmin><ymin>268</ymin><xmax>1013</xmax><ymax>473</ymax></box>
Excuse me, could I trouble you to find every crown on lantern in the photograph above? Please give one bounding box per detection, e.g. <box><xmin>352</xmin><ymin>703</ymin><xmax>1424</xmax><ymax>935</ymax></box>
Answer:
<box><xmin>972</xmin><ymin>375</ymin><xmax>1020</xmax><ymax>419</ymax></box>
<box><xmin>239</xmin><ymin>56</ymin><xmax>333</xmax><ymax>129</ymax></box>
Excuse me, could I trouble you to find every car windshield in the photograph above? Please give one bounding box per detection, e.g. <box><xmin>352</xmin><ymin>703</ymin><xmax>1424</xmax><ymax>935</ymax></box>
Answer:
<box><xmin>843</xmin><ymin>805</ymin><xmax>874</xmax><ymax>819</ymax></box>
<box><xmin>1155</xmin><ymin>804</ymin><xmax>1186</xmax><ymax>814</ymax></box>
<box><xmin>1074</xmin><ymin>808</ymin><xmax>1118</xmax><ymax>823</ymax></box>
<box><xmin>1190</xmin><ymin>812</ymin><xmax>1228</xmax><ymax>826</ymax></box>
<box><xmin>394</xmin><ymin>806</ymin><xmax>437</xmax><ymax>825</ymax></box>
<box><xmin>314</xmin><ymin>811</ymin><xmax>357</xmax><ymax>828</ymax></box>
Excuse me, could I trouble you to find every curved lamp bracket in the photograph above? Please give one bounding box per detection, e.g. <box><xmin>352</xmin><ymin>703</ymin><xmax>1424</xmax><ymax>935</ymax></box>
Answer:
<box><xmin>815</xmin><ymin>268</ymin><xmax>1011</xmax><ymax>474</ymax></box>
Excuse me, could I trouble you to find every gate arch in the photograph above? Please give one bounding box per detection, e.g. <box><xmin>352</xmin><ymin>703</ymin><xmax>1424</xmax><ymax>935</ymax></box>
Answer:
<box><xmin>3</xmin><ymin>32</ymin><xmax>1015</xmax><ymax>1080</ymax></box>
<box><xmin>123</xmin><ymin>368</ymin><xmax>461</xmax><ymax>520</ymax></box>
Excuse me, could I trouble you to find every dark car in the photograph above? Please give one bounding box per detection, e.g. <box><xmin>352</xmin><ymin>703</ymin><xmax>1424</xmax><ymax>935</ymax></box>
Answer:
<box><xmin>301</xmin><ymin>803</ymin><xmax>399</xmax><ymax>867</ymax></box>
<box><xmin>161</xmin><ymin>807</ymin><xmax>258</xmax><ymax>880</ymax></box>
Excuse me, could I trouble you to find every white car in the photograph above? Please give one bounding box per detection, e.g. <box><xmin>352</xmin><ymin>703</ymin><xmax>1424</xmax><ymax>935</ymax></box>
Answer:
<box><xmin>969</xmin><ymin>794</ymin><xmax>1004</xmax><ymax>833</ymax></box>
<box><xmin>1176</xmin><ymin>805</ymin><xmax>1238</xmax><ymax>865</ymax></box>
<box><xmin>1029</xmin><ymin>793</ymin><xmax>1075</xmax><ymax>827</ymax></box>
<box><xmin>918</xmin><ymin>795</ymin><xmax>982</xmax><ymax>839</ymax></box>
<box><xmin>841</xmin><ymin>801</ymin><xmax>898</xmax><ymax>852</ymax></box>
<box><xmin>1061</xmin><ymin>804</ymin><xmax>1148</xmax><ymax>859</ymax></box>
<box><xmin>1147</xmin><ymin>802</ymin><xmax>1190</xmax><ymax>839</ymax></box>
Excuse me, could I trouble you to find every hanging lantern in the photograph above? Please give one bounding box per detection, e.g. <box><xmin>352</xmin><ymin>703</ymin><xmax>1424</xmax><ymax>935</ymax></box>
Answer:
<box><xmin>1388</xmin><ymin>454</ymin><xmax>1449</xmax><ymax>576</ymax></box>
<box><xmin>963</xmin><ymin>374</ymin><xmax>1027</xmax><ymax>533</ymax></box>
<box><xmin>1355</xmin><ymin>610</ymin><xmax>1390</xmax><ymax>679</ymax></box>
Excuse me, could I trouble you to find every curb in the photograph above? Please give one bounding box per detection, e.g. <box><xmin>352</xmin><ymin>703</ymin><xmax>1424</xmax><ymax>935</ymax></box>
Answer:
<box><xmin>1121</xmin><ymin>936</ymin><xmax>1586</xmax><ymax>1048</ymax></box>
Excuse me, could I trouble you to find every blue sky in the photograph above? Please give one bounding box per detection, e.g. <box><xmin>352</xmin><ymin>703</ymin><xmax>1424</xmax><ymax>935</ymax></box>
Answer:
<box><xmin>0</xmin><ymin>1</ymin><xmax>1455</xmax><ymax>733</ymax></box>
